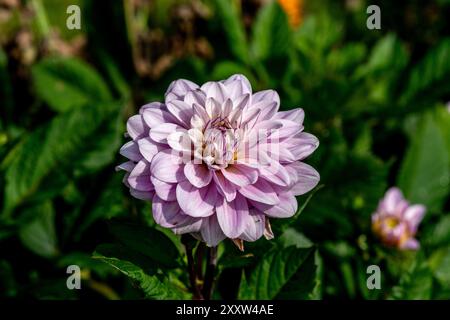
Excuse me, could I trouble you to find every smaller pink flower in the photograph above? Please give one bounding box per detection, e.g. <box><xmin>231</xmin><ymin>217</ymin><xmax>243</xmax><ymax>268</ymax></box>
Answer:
<box><xmin>372</xmin><ymin>187</ymin><xmax>426</xmax><ymax>250</ymax></box>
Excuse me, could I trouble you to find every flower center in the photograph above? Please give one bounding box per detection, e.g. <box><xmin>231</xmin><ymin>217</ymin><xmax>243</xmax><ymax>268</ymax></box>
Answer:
<box><xmin>202</xmin><ymin>116</ymin><xmax>242</xmax><ymax>169</ymax></box>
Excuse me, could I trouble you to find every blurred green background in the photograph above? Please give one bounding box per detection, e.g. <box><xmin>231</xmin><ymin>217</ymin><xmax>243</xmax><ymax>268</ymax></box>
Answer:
<box><xmin>1</xmin><ymin>0</ymin><xmax>450</xmax><ymax>300</ymax></box>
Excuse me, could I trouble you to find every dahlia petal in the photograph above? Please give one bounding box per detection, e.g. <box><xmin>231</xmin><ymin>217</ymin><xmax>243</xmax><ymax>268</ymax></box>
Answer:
<box><xmin>128</xmin><ymin>160</ymin><xmax>154</xmax><ymax>192</ymax></box>
<box><xmin>184</xmin><ymin>89</ymin><xmax>206</xmax><ymax>107</ymax></box>
<box><xmin>142</xmin><ymin>107</ymin><xmax>178</xmax><ymax>128</ymax></box>
<box><xmin>150</xmin><ymin>150</ymin><xmax>185</xmax><ymax>183</ymax></box>
<box><xmin>137</xmin><ymin>137</ymin><xmax>165</xmax><ymax>162</ymax></box>
<box><xmin>241</xmin><ymin>108</ymin><xmax>261</xmax><ymax>129</ymax></box>
<box><xmin>238</xmin><ymin>178</ymin><xmax>279</xmax><ymax>205</ymax></box>
<box><xmin>152</xmin><ymin>194</ymin><xmax>194</xmax><ymax>229</ymax></box>
<box><xmin>167</xmin><ymin>131</ymin><xmax>192</xmax><ymax>154</ymax></box>
<box><xmin>212</xmin><ymin>171</ymin><xmax>237</xmax><ymax>202</ymax></box>
<box><xmin>201</xmin><ymin>215</ymin><xmax>226</xmax><ymax>247</ymax></box>
<box><xmin>130</xmin><ymin>189</ymin><xmax>154</xmax><ymax>201</ymax></box>
<box><xmin>173</xmin><ymin>218</ymin><xmax>203</xmax><ymax>234</ymax></box>
<box><xmin>119</xmin><ymin>141</ymin><xmax>142</xmax><ymax>162</ymax></box>
<box><xmin>139</xmin><ymin>102</ymin><xmax>164</xmax><ymax>115</ymax></box>
<box><xmin>201</xmin><ymin>81</ymin><xmax>228</xmax><ymax>104</ymax></box>
<box><xmin>264</xmin><ymin>192</ymin><xmax>298</xmax><ymax>218</ymax></box>
<box><xmin>264</xmin><ymin>219</ymin><xmax>274</xmax><ymax>240</ymax></box>
<box><xmin>221</xmin><ymin>164</ymin><xmax>258</xmax><ymax>187</ymax></box>
<box><xmin>176</xmin><ymin>181</ymin><xmax>217</xmax><ymax>217</ymax></box>
<box><xmin>274</xmin><ymin>108</ymin><xmax>305</xmax><ymax>124</ymax></box>
<box><xmin>127</xmin><ymin>115</ymin><xmax>148</xmax><ymax>140</ymax></box>
<box><xmin>150</xmin><ymin>123</ymin><xmax>184</xmax><ymax>144</ymax></box>
<box><xmin>165</xmin><ymin>79</ymin><xmax>198</xmax><ymax>102</ymax></box>
<box><xmin>115</xmin><ymin>161</ymin><xmax>135</xmax><ymax>172</ymax></box>
<box><xmin>221</xmin><ymin>99</ymin><xmax>233</xmax><ymax>118</ymax></box>
<box><xmin>151</xmin><ymin>176</ymin><xmax>177</xmax><ymax>201</ymax></box>
<box><xmin>216</xmin><ymin>194</ymin><xmax>248</xmax><ymax>238</ymax></box>
<box><xmin>205</xmin><ymin>97</ymin><xmax>222</xmax><ymax>119</ymax></box>
<box><xmin>259</xmin><ymin>155</ymin><xmax>291</xmax><ymax>187</ymax></box>
<box><xmin>283</xmin><ymin>132</ymin><xmax>319</xmax><ymax>160</ymax></box>
<box><xmin>236</xmin><ymin>92</ymin><xmax>251</xmax><ymax>108</ymax></box>
<box><xmin>252</xmin><ymin>89</ymin><xmax>280</xmax><ymax>106</ymax></box>
<box><xmin>239</xmin><ymin>209</ymin><xmax>265</xmax><ymax>242</ymax></box>
<box><xmin>382</xmin><ymin>187</ymin><xmax>404</xmax><ymax>213</ymax></box>
<box><xmin>184</xmin><ymin>161</ymin><xmax>212</xmax><ymax>188</ymax></box>
<box><xmin>400</xmin><ymin>238</ymin><xmax>420</xmax><ymax>250</ymax></box>
<box><xmin>166</xmin><ymin>100</ymin><xmax>194</xmax><ymax>128</ymax></box>
<box><xmin>251</xmin><ymin>100</ymin><xmax>278</xmax><ymax>121</ymax></box>
<box><xmin>223</xmin><ymin>74</ymin><xmax>252</xmax><ymax>99</ymax></box>
<box><xmin>289</xmin><ymin>162</ymin><xmax>320</xmax><ymax>196</ymax></box>
<box><xmin>403</xmin><ymin>204</ymin><xmax>426</xmax><ymax>232</ymax></box>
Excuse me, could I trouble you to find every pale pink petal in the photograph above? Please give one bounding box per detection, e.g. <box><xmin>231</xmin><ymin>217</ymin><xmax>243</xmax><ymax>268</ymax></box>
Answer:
<box><xmin>238</xmin><ymin>178</ymin><xmax>279</xmax><ymax>205</ymax></box>
<box><xmin>127</xmin><ymin>115</ymin><xmax>148</xmax><ymax>140</ymax></box>
<box><xmin>201</xmin><ymin>215</ymin><xmax>226</xmax><ymax>247</ymax></box>
<box><xmin>239</xmin><ymin>209</ymin><xmax>265</xmax><ymax>242</ymax></box>
<box><xmin>403</xmin><ymin>204</ymin><xmax>426</xmax><ymax>233</ymax></box>
<box><xmin>176</xmin><ymin>181</ymin><xmax>217</xmax><ymax>217</ymax></box>
<box><xmin>165</xmin><ymin>79</ymin><xmax>198</xmax><ymax>102</ymax></box>
<box><xmin>119</xmin><ymin>141</ymin><xmax>142</xmax><ymax>162</ymax></box>
<box><xmin>150</xmin><ymin>150</ymin><xmax>185</xmax><ymax>183</ymax></box>
<box><xmin>184</xmin><ymin>161</ymin><xmax>212</xmax><ymax>188</ymax></box>
<box><xmin>201</xmin><ymin>81</ymin><xmax>228</xmax><ymax>104</ymax></box>
<box><xmin>128</xmin><ymin>160</ymin><xmax>154</xmax><ymax>192</ymax></box>
<box><xmin>184</xmin><ymin>89</ymin><xmax>206</xmax><ymax>107</ymax></box>
<box><xmin>382</xmin><ymin>187</ymin><xmax>404</xmax><ymax>213</ymax></box>
<box><xmin>115</xmin><ymin>161</ymin><xmax>135</xmax><ymax>172</ymax></box>
<box><xmin>282</xmin><ymin>132</ymin><xmax>319</xmax><ymax>161</ymax></box>
<box><xmin>263</xmin><ymin>192</ymin><xmax>298</xmax><ymax>218</ymax></box>
<box><xmin>142</xmin><ymin>107</ymin><xmax>178</xmax><ymax>128</ymax></box>
<box><xmin>137</xmin><ymin>137</ymin><xmax>166</xmax><ymax>162</ymax></box>
<box><xmin>212</xmin><ymin>171</ymin><xmax>237</xmax><ymax>202</ymax></box>
<box><xmin>273</xmin><ymin>108</ymin><xmax>305</xmax><ymax>124</ymax></box>
<box><xmin>221</xmin><ymin>164</ymin><xmax>258</xmax><ymax>187</ymax></box>
<box><xmin>166</xmin><ymin>100</ymin><xmax>194</xmax><ymax>128</ymax></box>
<box><xmin>150</xmin><ymin>123</ymin><xmax>184</xmax><ymax>144</ymax></box>
<box><xmin>152</xmin><ymin>194</ymin><xmax>195</xmax><ymax>229</ymax></box>
<box><xmin>216</xmin><ymin>193</ymin><xmax>248</xmax><ymax>238</ymax></box>
<box><xmin>288</xmin><ymin>162</ymin><xmax>320</xmax><ymax>196</ymax></box>
<box><xmin>151</xmin><ymin>176</ymin><xmax>177</xmax><ymax>201</ymax></box>
<box><xmin>258</xmin><ymin>154</ymin><xmax>291</xmax><ymax>187</ymax></box>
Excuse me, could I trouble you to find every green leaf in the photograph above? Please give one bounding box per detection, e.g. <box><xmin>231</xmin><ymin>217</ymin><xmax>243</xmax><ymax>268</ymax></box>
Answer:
<box><xmin>423</xmin><ymin>214</ymin><xmax>450</xmax><ymax>247</ymax></box>
<box><xmin>58</xmin><ymin>252</ymin><xmax>115</xmax><ymax>279</ymax></box>
<box><xmin>390</xmin><ymin>260</ymin><xmax>433</xmax><ymax>299</ymax></box>
<box><xmin>3</xmin><ymin>102</ymin><xmax>121</xmax><ymax>214</ymax></box>
<box><xmin>32</xmin><ymin>57</ymin><xmax>112</xmax><ymax>112</ymax></box>
<box><xmin>108</xmin><ymin>221</ymin><xmax>180</xmax><ymax>268</ymax></box>
<box><xmin>402</xmin><ymin>38</ymin><xmax>450</xmax><ymax>103</ymax></box>
<box><xmin>213</xmin><ymin>0</ymin><xmax>249</xmax><ymax>64</ymax></box>
<box><xmin>18</xmin><ymin>201</ymin><xmax>58</xmax><ymax>258</ymax></box>
<box><xmin>398</xmin><ymin>110</ymin><xmax>450</xmax><ymax>211</ymax></box>
<box><xmin>239</xmin><ymin>246</ymin><xmax>318</xmax><ymax>299</ymax></box>
<box><xmin>251</xmin><ymin>1</ymin><xmax>291</xmax><ymax>61</ymax></box>
<box><xmin>73</xmin><ymin>176</ymin><xmax>126</xmax><ymax>241</ymax></box>
<box><xmin>93</xmin><ymin>245</ymin><xmax>187</xmax><ymax>299</ymax></box>
<box><xmin>355</xmin><ymin>34</ymin><xmax>408</xmax><ymax>78</ymax></box>
<box><xmin>429</xmin><ymin>246</ymin><xmax>450</xmax><ymax>288</ymax></box>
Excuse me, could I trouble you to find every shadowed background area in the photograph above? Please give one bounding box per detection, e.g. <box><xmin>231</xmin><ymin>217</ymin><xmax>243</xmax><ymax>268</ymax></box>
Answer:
<box><xmin>1</xmin><ymin>0</ymin><xmax>450</xmax><ymax>300</ymax></box>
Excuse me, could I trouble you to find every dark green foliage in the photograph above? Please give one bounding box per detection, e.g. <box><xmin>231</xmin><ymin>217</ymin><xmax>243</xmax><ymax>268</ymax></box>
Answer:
<box><xmin>1</xmin><ymin>0</ymin><xmax>450</xmax><ymax>300</ymax></box>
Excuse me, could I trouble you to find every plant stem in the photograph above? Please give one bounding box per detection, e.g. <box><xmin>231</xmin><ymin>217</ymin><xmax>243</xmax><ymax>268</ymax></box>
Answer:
<box><xmin>196</xmin><ymin>243</ymin><xmax>205</xmax><ymax>281</ymax></box>
<box><xmin>202</xmin><ymin>246</ymin><xmax>218</xmax><ymax>300</ymax></box>
<box><xmin>182</xmin><ymin>235</ymin><xmax>203</xmax><ymax>300</ymax></box>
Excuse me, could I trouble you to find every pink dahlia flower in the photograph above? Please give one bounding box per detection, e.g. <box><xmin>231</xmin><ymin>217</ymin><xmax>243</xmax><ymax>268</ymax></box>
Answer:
<box><xmin>117</xmin><ymin>74</ymin><xmax>320</xmax><ymax>247</ymax></box>
<box><xmin>372</xmin><ymin>187</ymin><xmax>426</xmax><ymax>250</ymax></box>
